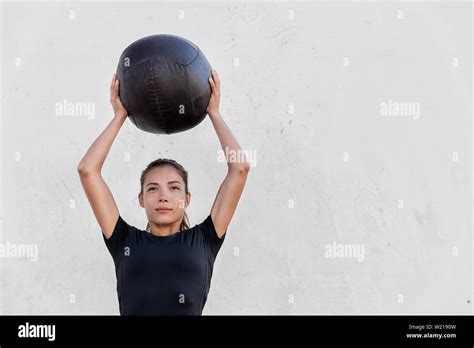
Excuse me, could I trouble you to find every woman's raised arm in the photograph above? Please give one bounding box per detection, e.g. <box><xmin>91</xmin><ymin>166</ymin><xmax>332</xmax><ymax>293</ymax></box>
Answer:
<box><xmin>207</xmin><ymin>69</ymin><xmax>251</xmax><ymax>239</ymax></box>
<box><xmin>77</xmin><ymin>74</ymin><xmax>129</xmax><ymax>239</ymax></box>
<box><xmin>77</xmin><ymin>74</ymin><xmax>128</xmax><ymax>174</ymax></box>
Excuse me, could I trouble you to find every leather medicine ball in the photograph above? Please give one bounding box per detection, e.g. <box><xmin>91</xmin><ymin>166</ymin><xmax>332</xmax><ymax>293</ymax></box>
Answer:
<box><xmin>116</xmin><ymin>34</ymin><xmax>212</xmax><ymax>134</ymax></box>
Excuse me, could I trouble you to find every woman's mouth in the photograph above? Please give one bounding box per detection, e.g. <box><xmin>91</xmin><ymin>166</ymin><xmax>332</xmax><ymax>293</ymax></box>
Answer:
<box><xmin>156</xmin><ymin>208</ymin><xmax>172</xmax><ymax>213</ymax></box>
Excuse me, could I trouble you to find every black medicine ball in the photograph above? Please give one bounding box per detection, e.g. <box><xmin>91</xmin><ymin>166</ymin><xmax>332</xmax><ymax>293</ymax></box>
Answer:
<box><xmin>116</xmin><ymin>34</ymin><xmax>212</xmax><ymax>134</ymax></box>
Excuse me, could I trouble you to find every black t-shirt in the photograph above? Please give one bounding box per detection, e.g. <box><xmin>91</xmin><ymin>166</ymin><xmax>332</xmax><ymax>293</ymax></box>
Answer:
<box><xmin>102</xmin><ymin>214</ymin><xmax>226</xmax><ymax>315</ymax></box>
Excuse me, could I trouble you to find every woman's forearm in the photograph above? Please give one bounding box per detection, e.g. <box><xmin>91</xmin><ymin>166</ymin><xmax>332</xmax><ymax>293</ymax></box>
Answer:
<box><xmin>77</xmin><ymin>114</ymin><xmax>127</xmax><ymax>174</ymax></box>
<box><xmin>209</xmin><ymin>111</ymin><xmax>249</xmax><ymax>172</ymax></box>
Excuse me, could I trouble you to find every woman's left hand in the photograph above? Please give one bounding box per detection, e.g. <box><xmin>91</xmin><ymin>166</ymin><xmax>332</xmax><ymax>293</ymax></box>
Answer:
<box><xmin>207</xmin><ymin>69</ymin><xmax>221</xmax><ymax>117</ymax></box>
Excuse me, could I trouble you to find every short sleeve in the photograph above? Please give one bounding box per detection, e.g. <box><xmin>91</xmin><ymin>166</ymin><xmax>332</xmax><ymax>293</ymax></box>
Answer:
<box><xmin>200</xmin><ymin>214</ymin><xmax>226</xmax><ymax>259</ymax></box>
<box><xmin>102</xmin><ymin>215</ymin><xmax>130</xmax><ymax>263</ymax></box>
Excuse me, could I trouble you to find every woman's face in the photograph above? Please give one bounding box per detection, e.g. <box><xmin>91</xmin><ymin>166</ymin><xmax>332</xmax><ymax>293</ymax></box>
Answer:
<box><xmin>139</xmin><ymin>166</ymin><xmax>190</xmax><ymax>226</ymax></box>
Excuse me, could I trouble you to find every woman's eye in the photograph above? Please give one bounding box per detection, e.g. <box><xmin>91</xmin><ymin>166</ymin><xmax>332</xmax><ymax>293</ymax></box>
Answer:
<box><xmin>148</xmin><ymin>187</ymin><xmax>178</xmax><ymax>191</ymax></box>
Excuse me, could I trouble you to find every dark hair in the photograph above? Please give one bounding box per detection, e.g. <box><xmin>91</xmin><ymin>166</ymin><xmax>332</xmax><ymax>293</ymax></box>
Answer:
<box><xmin>139</xmin><ymin>158</ymin><xmax>190</xmax><ymax>232</ymax></box>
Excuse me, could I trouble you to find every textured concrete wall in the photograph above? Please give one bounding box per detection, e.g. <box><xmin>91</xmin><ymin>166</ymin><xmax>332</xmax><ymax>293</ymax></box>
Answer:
<box><xmin>0</xmin><ymin>0</ymin><xmax>471</xmax><ymax>315</ymax></box>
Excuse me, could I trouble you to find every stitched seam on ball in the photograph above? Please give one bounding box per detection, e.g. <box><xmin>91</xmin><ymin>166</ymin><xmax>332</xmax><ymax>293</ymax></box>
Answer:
<box><xmin>149</xmin><ymin>60</ymin><xmax>165</xmax><ymax>132</ymax></box>
<box><xmin>182</xmin><ymin>47</ymin><xmax>200</xmax><ymax>67</ymax></box>
<box><xmin>184</xmin><ymin>67</ymin><xmax>197</xmax><ymax>118</ymax></box>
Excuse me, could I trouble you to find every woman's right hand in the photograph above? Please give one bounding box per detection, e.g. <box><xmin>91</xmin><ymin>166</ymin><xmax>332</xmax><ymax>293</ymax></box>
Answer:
<box><xmin>110</xmin><ymin>74</ymin><xmax>128</xmax><ymax>119</ymax></box>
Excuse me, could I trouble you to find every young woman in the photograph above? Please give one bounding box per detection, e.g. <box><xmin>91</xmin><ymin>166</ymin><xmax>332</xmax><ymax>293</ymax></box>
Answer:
<box><xmin>77</xmin><ymin>70</ymin><xmax>250</xmax><ymax>315</ymax></box>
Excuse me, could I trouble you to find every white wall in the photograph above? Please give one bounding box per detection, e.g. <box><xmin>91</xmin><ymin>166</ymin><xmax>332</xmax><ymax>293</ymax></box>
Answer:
<box><xmin>0</xmin><ymin>0</ymin><xmax>471</xmax><ymax>314</ymax></box>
